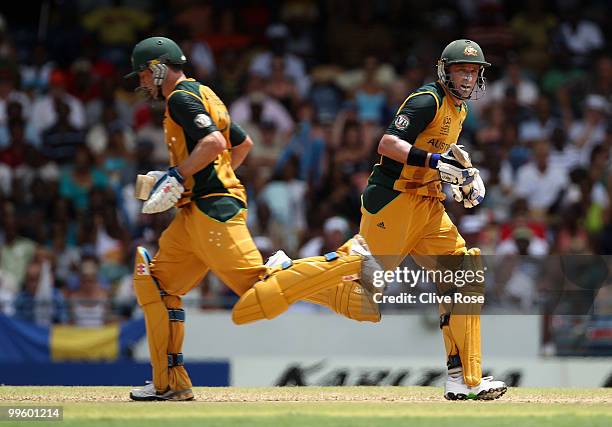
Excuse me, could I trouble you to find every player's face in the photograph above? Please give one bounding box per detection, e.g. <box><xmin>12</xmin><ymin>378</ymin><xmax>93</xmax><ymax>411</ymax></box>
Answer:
<box><xmin>137</xmin><ymin>69</ymin><xmax>158</xmax><ymax>99</ymax></box>
<box><xmin>448</xmin><ymin>63</ymin><xmax>480</xmax><ymax>99</ymax></box>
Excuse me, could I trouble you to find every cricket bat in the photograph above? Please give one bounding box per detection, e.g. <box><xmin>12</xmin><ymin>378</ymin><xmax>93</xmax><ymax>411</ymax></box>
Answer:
<box><xmin>135</xmin><ymin>174</ymin><xmax>156</xmax><ymax>200</ymax></box>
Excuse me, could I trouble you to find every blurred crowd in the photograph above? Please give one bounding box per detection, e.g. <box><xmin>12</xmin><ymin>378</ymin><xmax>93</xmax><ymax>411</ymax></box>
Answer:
<box><xmin>0</xmin><ymin>0</ymin><xmax>610</xmax><ymax>337</ymax></box>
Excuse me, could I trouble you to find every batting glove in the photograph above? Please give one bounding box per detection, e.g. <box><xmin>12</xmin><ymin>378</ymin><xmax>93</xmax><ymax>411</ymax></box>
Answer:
<box><xmin>452</xmin><ymin>170</ymin><xmax>486</xmax><ymax>208</ymax></box>
<box><xmin>141</xmin><ymin>167</ymin><xmax>185</xmax><ymax>214</ymax></box>
<box><xmin>430</xmin><ymin>144</ymin><xmax>477</xmax><ymax>186</ymax></box>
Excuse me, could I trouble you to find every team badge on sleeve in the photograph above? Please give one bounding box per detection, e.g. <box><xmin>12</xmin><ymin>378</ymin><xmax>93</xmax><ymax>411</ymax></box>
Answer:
<box><xmin>394</xmin><ymin>114</ymin><xmax>410</xmax><ymax>130</ymax></box>
<box><xmin>194</xmin><ymin>113</ymin><xmax>212</xmax><ymax>128</ymax></box>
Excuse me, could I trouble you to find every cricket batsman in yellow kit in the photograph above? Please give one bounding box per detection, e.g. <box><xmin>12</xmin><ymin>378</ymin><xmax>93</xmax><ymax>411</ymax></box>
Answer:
<box><xmin>360</xmin><ymin>39</ymin><xmax>507</xmax><ymax>400</ymax></box>
<box><xmin>124</xmin><ymin>37</ymin><xmax>380</xmax><ymax>401</ymax></box>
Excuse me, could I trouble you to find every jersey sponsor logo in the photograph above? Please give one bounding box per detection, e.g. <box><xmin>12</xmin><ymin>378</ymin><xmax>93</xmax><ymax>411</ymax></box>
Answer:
<box><xmin>464</xmin><ymin>46</ymin><xmax>478</xmax><ymax>57</ymax></box>
<box><xmin>426</xmin><ymin>139</ymin><xmax>451</xmax><ymax>152</ymax></box>
<box><xmin>377</xmin><ymin>221</ymin><xmax>386</xmax><ymax>229</ymax></box>
<box><xmin>394</xmin><ymin>114</ymin><xmax>410</xmax><ymax>130</ymax></box>
<box><xmin>194</xmin><ymin>113</ymin><xmax>213</xmax><ymax>128</ymax></box>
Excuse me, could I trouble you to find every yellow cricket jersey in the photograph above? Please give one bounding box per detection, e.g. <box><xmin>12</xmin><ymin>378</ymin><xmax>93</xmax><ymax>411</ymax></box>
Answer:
<box><xmin>164</xmin><ymin>79</ymin><xmax>247</xmax><ymax>208</ymax></box>
<box><xmin>369</xmin><ymin>81</ymin><xmax>468</xmax><ymax>199</ymax></box>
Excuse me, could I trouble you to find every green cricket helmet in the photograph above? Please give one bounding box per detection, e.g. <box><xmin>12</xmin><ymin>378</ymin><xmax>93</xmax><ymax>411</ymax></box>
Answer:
<box><xmin>124</xmin><ymin>36</ymin><xmax>187</xmax><ymax>79</ymax></box>
<box><xmin>436</xmin><ymin>39</ymin><xmax>491</xmax><ymax>100</ymax></box>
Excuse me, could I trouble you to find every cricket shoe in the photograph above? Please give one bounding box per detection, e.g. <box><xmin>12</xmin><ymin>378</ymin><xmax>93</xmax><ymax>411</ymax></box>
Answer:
<box><xmin>130</xmin><ymin>382</ymin><xmax>194</xmax><ymax>401</ymax></box>
<box><xmin>349</xmin><ymin>234</ymin><xmax>385</xmax><ymax>295</ymax></box>
<box><xmin>444</xmin><ymin>372</ymin><xmax>507</xmax><ymax>401</ymax></box>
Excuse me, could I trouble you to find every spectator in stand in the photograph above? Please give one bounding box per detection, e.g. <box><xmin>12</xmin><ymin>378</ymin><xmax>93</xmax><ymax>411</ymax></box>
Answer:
<box><xmin>400</xmin><ymin>55</ymin><xmax>427</xmax><ymax>95</ymax></box>
<box><xmin>19</xmin><ymin>42</ymin><xmax>54</xmax><ymax>97</ymax></box>
<box><xmin>332</xmin><ymin>119</ymin><xmax>374</xmax><ymax>176</ymax></box>
<box><xmin>514</xmin><ymin>140</ymin><xmax>569</xmax><ymax>218</ymax></box>
<box><xmin>0</xmin><ymin>67</ymin><xmax>30</xmax><ymax>139</ymax></box>
<box><xmin>274</xmin><ymin>101</ymin><xmax>326</xmax><ymax>186</ymax></box>
<box><xmin>265</xmin><ymin>54</ymin><xmax>301</xmax><ymax>117</ymax></box>
<box><xmin>561</xmin><ymin>158</ymin><xmax>610</xmax><ymax>236</ymax></box>
<box><xmin>250</xmin><ymin>23</ymin><xmax>310</xmax><ymax>97</ymax></box>
<box><xmin>177</xmin><ymin>29</ymin><xmax>217</xmax><ymax>82</ymax></box>
<box><xmin>497</xmin><ymin>225</ymin><xmax>549</xmax><ymax>256</ymax></box>
<box><xmin>353</xmin><ymin>55</ymin><xmax>387</xmax><ymax>125</ymax></box>
<box><xmin>171</xmin><ymin>2</ymin><xmax>213</xmax><ymax>40</ymax></box>
<box><xmin>548</xmin><ymin>126</ymin><xmax>579</xmax><ymax>178</ymax></box>
<box><xmin>13</xmin><ymin>260</ymin><xmax>68</xmax><ymax>326</ymax></box>
<box><xmin>40</xmin><ymin>99</ymin><xmax>86</xmax><ymax>164</ymax></box>
<box><xmin>99</xmin><ymin>123</ymin><xmax>135</xmax><ymax>191</ymax></box>
<box><xmin>67</xmin><ymin>258</ymin><xmax>111</xmax><ymax>327</ymax></box>
<box><xmin>0</xmin><ymin>101</ymin><xmax>39</xmax><ymax>148</ymax></box>
<box><xmin>494</xmin><ymin>227</ymin><xmax>543</xmax><ymax>311</ymax></box>
<box><xmin>487</xmin><ymin>56</ymin><xmax>539</xmax><ymax>108</ymax></box>
<box><xmin>308</xmin><ymin>66</ymin><xmax>344</xmax><ymax>125</ymax></box>
<box><xmin>587</xmin><ymin>54</ymin><xmax>612</xmax><ymax>99</ymax></box>
<box><xmin>475</xmin><ymin>102</ymin><xmax>505</xmax><ymax>147</ymax></box>
<box><xmin>49</xmin><ymin>220</ymin><xmax>80</xmax><ymax>288</ymax></box>
<box><xmin>551</xmin><ymin>5</ymin><xmax>605</xmax><ymax>70</ymax></box>
<box><xmin>0</xmin><ymin>119</ymin><xmax>29</xmax><ymax>169</ymax></box>
<box><xmin>258</xmin><ymin>155</ymin><xmax>307</xmax><ymax>255</ymax></box>
<box><xmin>31</xmin><ymin>69</ymin><xmax>85</xmax><ymax>140</ymax></box>
<box><xmin>0</xmin><ymin>207</ymin><xmax>36</xmax><ymax>286</ymax></box>
<box><xmin>508</xmin><ymin>0</ymin><xmax>557</xmax><ymax>75</ymax></box>
<box><xmin>501</xmin><ymin>86</ymin><xmax>533</xmax><ymax>132</ymax></box>
<box><xmin>81</xmin><ymin>2</ymin><xmax>153</xmax><ymax>65</ymax></box>
<box><xmin>299</xmin><ymin>216</ymin><xmax>351</xmax><ymax>258</ymax></box>
<box><xmin>325</xmin><ymin>2</ymin><xmax>394</xmax><ymax>69</ymax></box>
<box><xmin>134</xmin><ymin>101</ymin><xmax>167</xmax><ymax>168</ymax></box>
<box><xmin>0</xmin><ymin>250</ymin><xmax>17</xmax><ymax>315</ymax></box>
<box><xmin>203</xmin><ymin>8</ymin><xmax>252</xmax><ymax>59</ymax></box>
<box><xmin>518</xmin><ymin>96</ymin><xmax>560</xmax><ymax>144</ymax></box>
<box><xmin>85</xmin><ymin>77</ymin><xmax>132</xmax><ymax>129</ymax></box>
<box><xmin>247</xmin><ymin>120</ymin><xmax>285</xmax><ymax>183</ymax></box>
<box><xmin>214</xmin><ymin>47</ymin><xmax>250</xmax><ymax>103</ymax></box>
<box><xmin>58</xmin><ymin>145</ymin><xmax>108</xmax><ymax>211</ymax></box>
<box><xmin>335</xmin><ymin>52</ymin><xmax>396</xmax><ymax>95</ymax></box>
<box><xmin>464</xmin><ymin>1</ymin><xmax>515</xmax><ymax>68</ymax></box>
<box><xmin>567</xmin><ymin>94</ymin><xmax>609</xmax><ymax>167</ymax></box>
<box><xmin>86</xmin><ymin>103</ymin><xmax>135</xmax><ymax>157</ymax></box>
<box><xmin>555</xmin><ymin>202</ymin><xmax>591</xmax><ymax>255</ymax></box>
<box><xmin>230</xmin><ymin>73</ymin><xmax>295</xmax><ymax>137</ymax></box>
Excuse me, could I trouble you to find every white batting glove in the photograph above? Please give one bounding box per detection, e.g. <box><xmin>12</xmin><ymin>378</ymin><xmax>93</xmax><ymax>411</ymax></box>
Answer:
<box><xmin>141</xmin><ymin>167</ymin><xmax>185</xmax><ymax>214</ymax></box>
<box><xmin>452</xmin><ymin>171</ymin><xmax>486</xmax><ymax>208</ymax></box>
<box><xmin>432</xmin><ymin>145</ymin><xmax>477</xmax><ymax>186</ymax></box>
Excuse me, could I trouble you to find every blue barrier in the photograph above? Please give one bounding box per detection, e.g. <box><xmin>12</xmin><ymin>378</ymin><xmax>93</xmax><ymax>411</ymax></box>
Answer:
<box><xmin>0</xmin><ymin>361</ymin><xmax>230</xmax><ymax>386</ymax></box>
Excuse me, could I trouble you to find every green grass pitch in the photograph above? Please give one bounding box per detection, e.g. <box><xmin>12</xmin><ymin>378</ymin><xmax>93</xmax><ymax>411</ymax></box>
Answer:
<box><xmin>0</xmin><ymin>386</ymin><xmax>610</xmax><ymax>427</ymax></box>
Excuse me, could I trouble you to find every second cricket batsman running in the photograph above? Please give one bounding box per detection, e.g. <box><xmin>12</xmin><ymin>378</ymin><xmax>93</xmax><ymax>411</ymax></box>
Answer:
<box><xmin>254</xmin><ymin>40</ymin><xmax>509</xmax><ymax>402</ymax></box>
<box><xmin>124</xmin><ymin>37</ymin><xmax>381</xmax><ymax>402</ymax></box>
<box><xmin>359</xmin><ymin>39</ymin><xmax>508</xmax><ymax>401</ymax></box>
